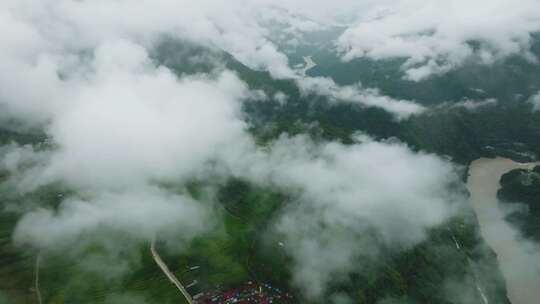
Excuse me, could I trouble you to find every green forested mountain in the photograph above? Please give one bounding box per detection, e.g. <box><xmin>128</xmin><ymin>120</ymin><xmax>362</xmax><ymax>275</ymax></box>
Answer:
<box><xmin>498</xmin><ymin>166</ymin><xmax>540</xmax><ymax>242</ymax></box>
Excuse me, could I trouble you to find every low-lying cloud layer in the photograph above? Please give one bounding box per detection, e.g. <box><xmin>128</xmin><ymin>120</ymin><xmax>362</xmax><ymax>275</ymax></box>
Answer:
<box><xmin>4</xmin><ymin>0</ymin><xmax>537</xmax><ymax>119</ymax></box>
<box><xmin>14</xmin><ymin>187</ymin><xmax>209</xmax><ymax>249</ymax></box>
<box><xmin>337</xmin><ymin>0</ymin><xmax>540</xmax><ymax>80</ymax></box>
<box><xmin>1</xmin><ymin>39</ymin><xmax>253</xmax><ymax>250</ymax></box>
<box><xmin>297</xmin><ymin>77</ymin><xmax>426</xmax><ymax>120</ymax></box>
<box><xmin>230</xmin><ymin>135</ymin><xmax>464</xmax><ymax>298</ymax></box>
<box><xmin>529</xmin><ymin>91</ymin><xmax>540</xmax><ymax>111</ymax></box>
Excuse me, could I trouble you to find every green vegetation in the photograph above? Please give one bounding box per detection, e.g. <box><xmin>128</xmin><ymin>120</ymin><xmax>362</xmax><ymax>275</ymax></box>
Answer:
<box><xmin>498</xmin><ymin>166</ymin><xmax>540</xmax><ymax>241</ymax></box>
<box><xmin>0</xmin><ymin>176</ymin><xmax>291</xmax><ymax>303</ymax></box>
<box><xmin>295</xmin><ymin>211</ymin><xmax>509</xmax><ymax>304</ymax></box>
<box><xmin>0</xmin><ymin>211</ymin><xmax>34</xmax><ymax>303</ymax></box>
<box><xmin>0</xmin><ymin>171</ymin><xmax>511</xmax><ymax>303</ymax></box>
<box><xmin>308</xmin><ymin>34</ymin><xmax>540</xmax><ymax>105</ymax></box>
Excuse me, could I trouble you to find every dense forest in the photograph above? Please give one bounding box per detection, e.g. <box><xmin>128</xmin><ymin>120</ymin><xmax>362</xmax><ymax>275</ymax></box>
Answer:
<box><xmin>498</xmin><ymin>166</ymin><xmax>540</xmax><ymax>242</ymax></box>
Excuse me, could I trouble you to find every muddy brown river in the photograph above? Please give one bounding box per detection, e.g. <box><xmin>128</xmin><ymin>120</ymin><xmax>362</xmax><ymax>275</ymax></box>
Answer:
<box><xmin>467</xmin><ymin>157</ymin><xmax>540</xmax><ymax>304</ymax></box>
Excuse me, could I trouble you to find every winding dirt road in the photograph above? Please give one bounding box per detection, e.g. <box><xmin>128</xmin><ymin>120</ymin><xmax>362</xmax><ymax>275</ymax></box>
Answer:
<box><xmin>34</xmin><ymin>253</ymin><xmax>42</xmax><ymax>304</ymax></box>
<box><xmin>150</xmin><ymin>239</ymin><xmax>194</xmax><ymax>304</ymax></box>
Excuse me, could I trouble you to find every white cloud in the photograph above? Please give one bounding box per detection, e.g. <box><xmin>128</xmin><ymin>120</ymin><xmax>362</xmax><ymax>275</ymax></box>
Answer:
<box><xmin>44</xmin><ymin>42</ymin><xmax>249</xmax><ymax>191</ymax></box>
<box><xmin>0</xmin><ymin>39</ymin><xmax>252</xmax><ymax>192</ymax></box>
<box><xmin>336</xmin><ymin>0</ymin><xmax>540</xmax><ymax>80</ymax></box>
<box><xmin>4</xmin><ymin>0</ymin><xmax>539</xmax><ymax>86</ymax></box>
<box><xmin>0</xmin><ymin>37</ymin><xmax>264</xmax><ymax>261</ymax></box>
<box><xmin>297</xmin><ymin>77</ymin><xmax>425</xmax><ymax>120</ymax></box>
<box><xmin>529</xmin><ymin>91</ymin><xmax>540</xmax><ymax>111</ymax></box>
<box><xmin>0</xmin><ymin>38</ymin><xmax>256</xmax><ymax>260</ymax></box>
<box><xmin>13</xmin><ymin>187</ymin><xmax>210</xmax><ymax>249</ymax></box>
<box><xmin>1</xmin><ymin>0</ymin><xmax>295</xmax><ymax>79</ymax></box>
<box><xmin>224</xmin><ymin>135</ymin><xmax>464</xmax><ymax>298</ymax></box>
<box><xmin>435</xmin><ymin>98</ymin><xmax>498</xmax><ymax>111</ymax></box>
<box><xmin>6</xmin><ymin>0</ymin><xmax>533</xmax><ymax>124</ymax></box>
